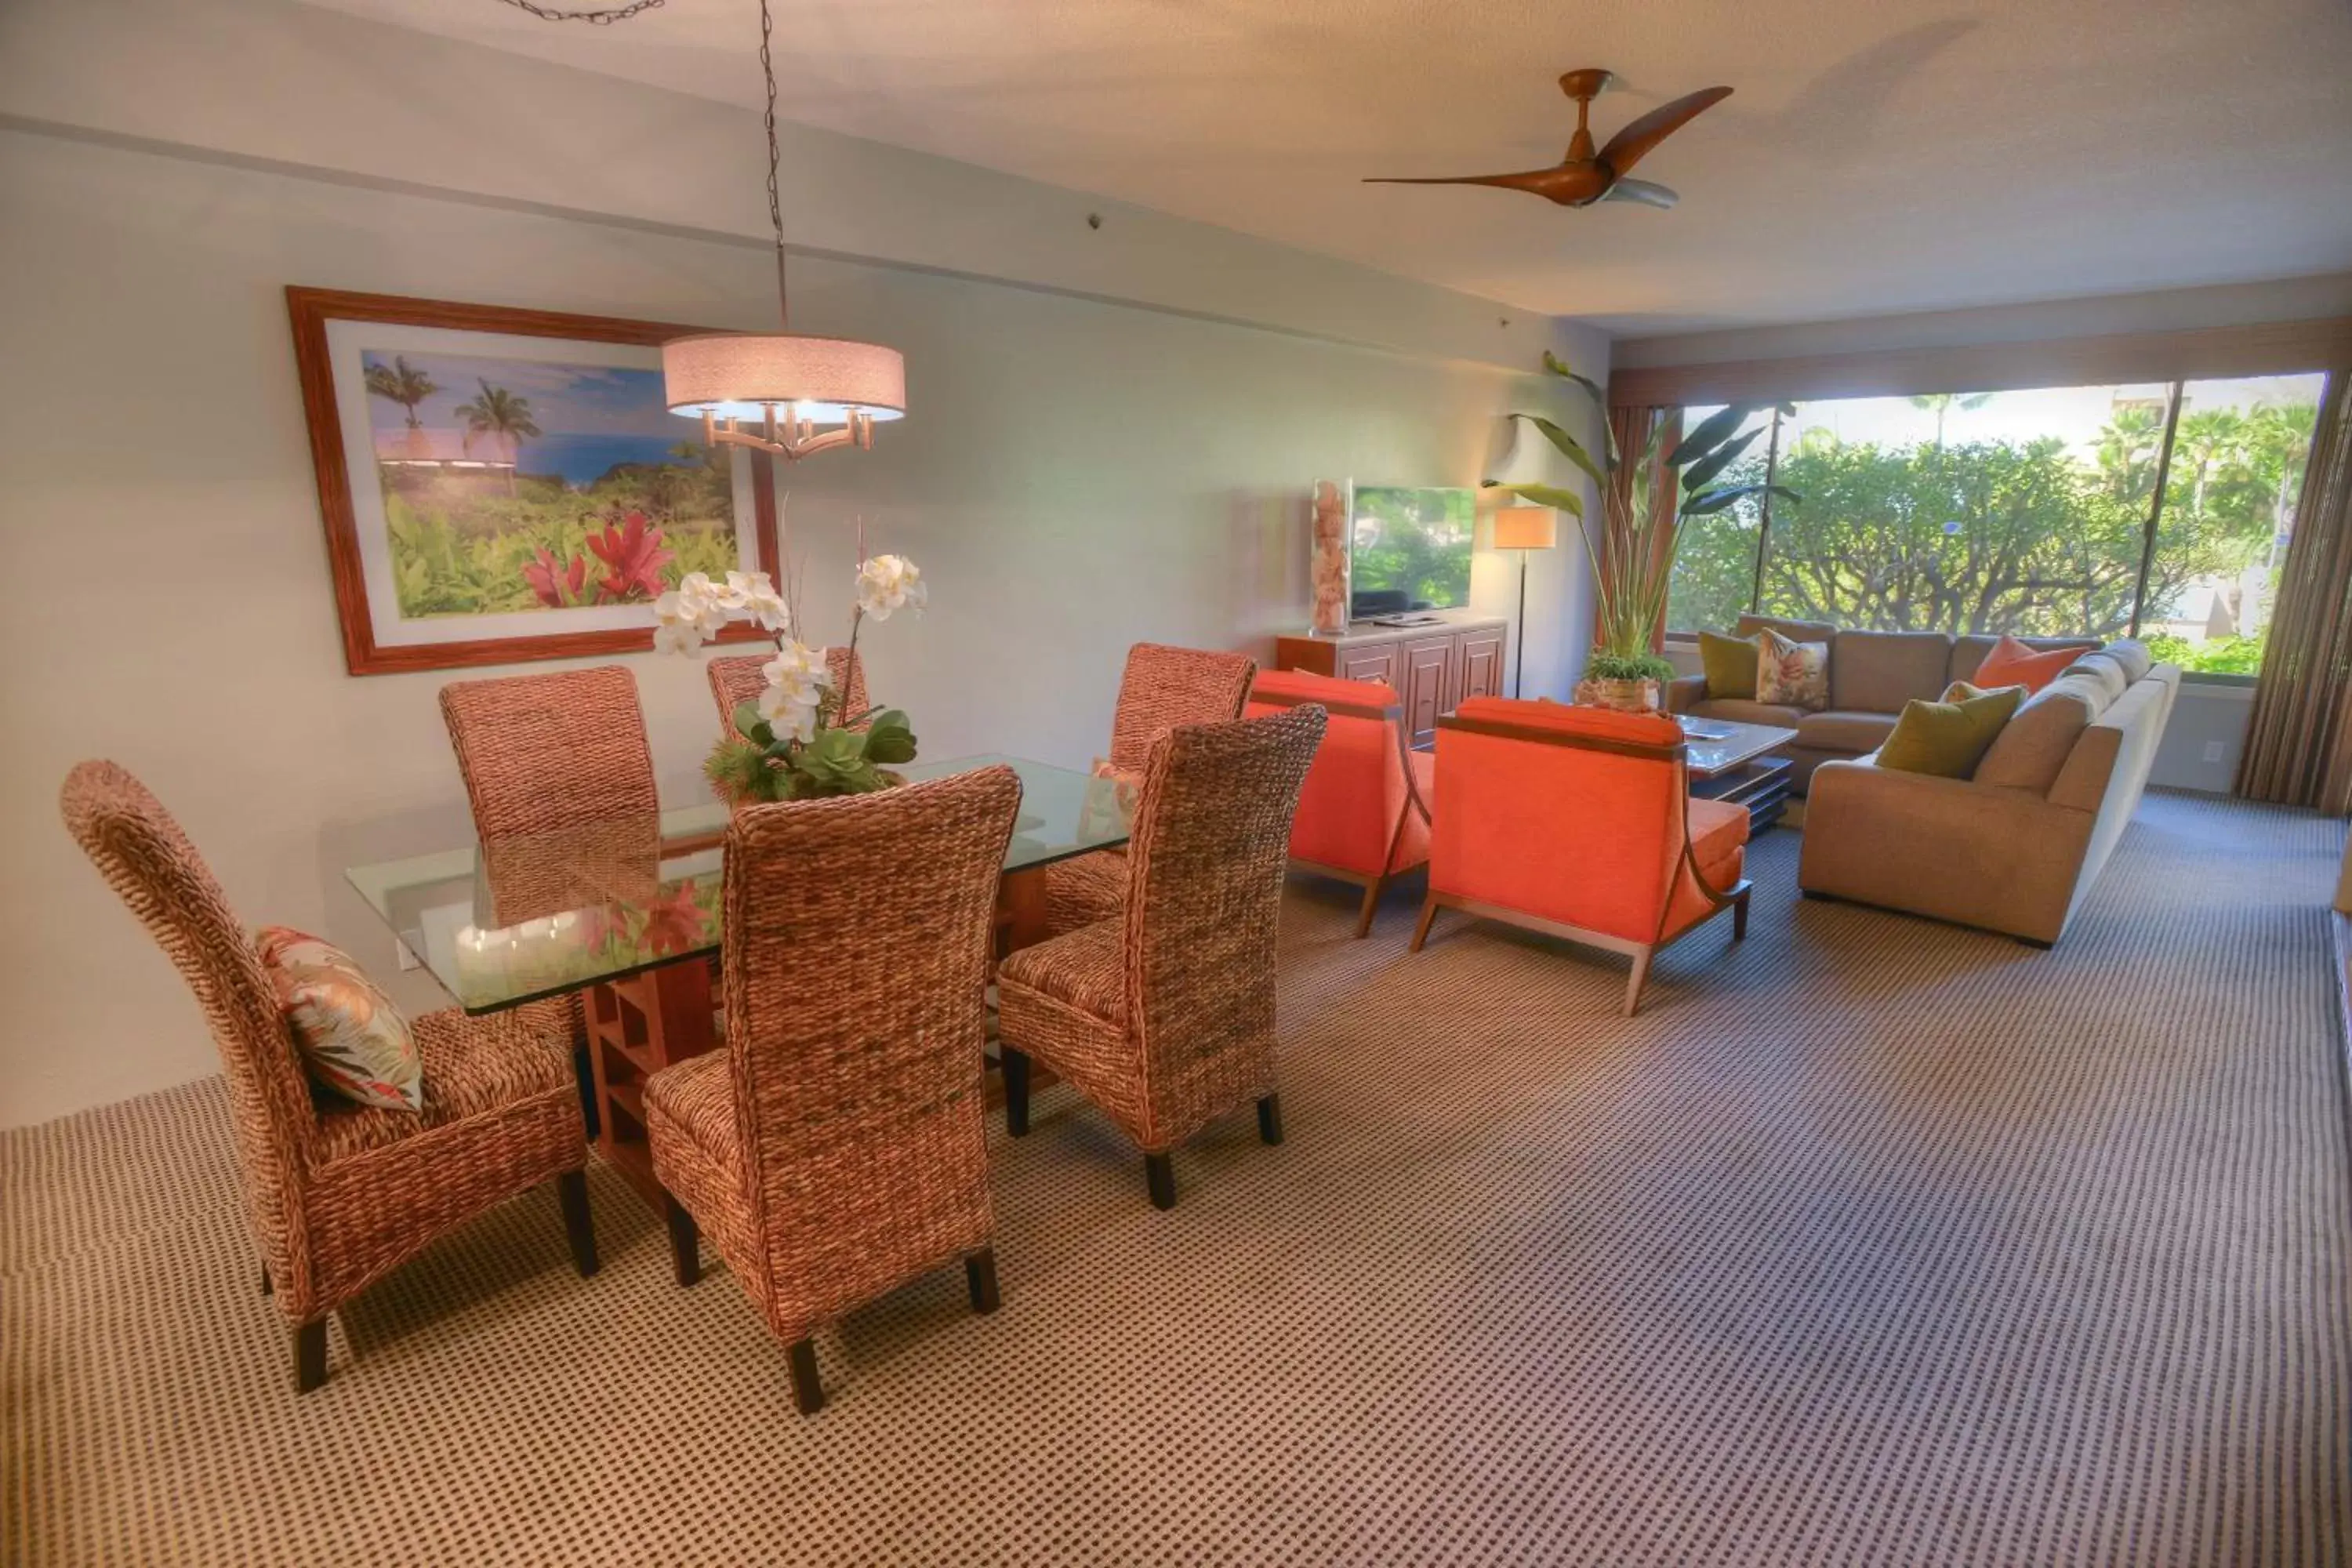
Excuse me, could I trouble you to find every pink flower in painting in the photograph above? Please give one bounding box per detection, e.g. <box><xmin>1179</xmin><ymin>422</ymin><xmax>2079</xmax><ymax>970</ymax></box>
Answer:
<box><xmin>639</xmin><ymin>884</ymin><xmax>709</xmax><ymax>957</ymax></box>
<box><xmin>524</xmin><ymin>547</ymin><xmax>590</xmax><ymax>608</ymax></box>
<box><xmin>585</xmin><ymin>511</ymin><xmax>674</xmax><ymax>604</ymax></box>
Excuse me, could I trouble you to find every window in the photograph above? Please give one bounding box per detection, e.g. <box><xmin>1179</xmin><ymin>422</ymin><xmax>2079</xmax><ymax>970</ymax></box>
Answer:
<box><xmin>1664</xmin><ymin>373</ymin><xmax>2328</xmax><ymax>675</ymax></box>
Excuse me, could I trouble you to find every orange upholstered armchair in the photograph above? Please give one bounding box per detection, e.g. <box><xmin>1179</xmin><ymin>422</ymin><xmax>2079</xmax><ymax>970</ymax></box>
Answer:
<box><xmin>1410</xmin><ymin>698</ymin><xmax>1751</xmax><ymax>1015</ymax></box>
<box><xmin>1244</xmin><ymin>669</ymin><xmax>1432</xmax><ymax>938</ymax></box>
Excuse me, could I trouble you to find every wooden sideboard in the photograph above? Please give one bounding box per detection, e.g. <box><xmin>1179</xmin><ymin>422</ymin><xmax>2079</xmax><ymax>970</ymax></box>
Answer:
<box><xmin>1273</xmin><ymin>615</ymin><xmax>1508</xmax><ymax>746</ymax></box>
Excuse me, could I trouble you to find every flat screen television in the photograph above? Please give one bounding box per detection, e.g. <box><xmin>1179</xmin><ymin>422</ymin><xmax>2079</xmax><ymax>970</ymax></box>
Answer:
<box><xmin>1347</xmin><ymin>484</ymin><xmax>1474</xmax><ymax>619</ymax></box>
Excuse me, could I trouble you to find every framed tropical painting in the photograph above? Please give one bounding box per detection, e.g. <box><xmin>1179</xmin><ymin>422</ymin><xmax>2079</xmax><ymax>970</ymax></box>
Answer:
<box><xmin>287</xmin><ymin>288</ymin><xmax>781</xmax><ymax>675</ymax></box>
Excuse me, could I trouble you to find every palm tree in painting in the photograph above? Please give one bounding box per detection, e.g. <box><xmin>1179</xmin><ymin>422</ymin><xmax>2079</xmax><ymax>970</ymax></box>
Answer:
<box><xmin>453</xmin><ymin>379</ymin><xmax>543</xmax><ymax>495</ymax></box>
<box><xmin>363</xmin><ymin>355</ymin><xmax>438</xmax><ymax>429</ymax></box>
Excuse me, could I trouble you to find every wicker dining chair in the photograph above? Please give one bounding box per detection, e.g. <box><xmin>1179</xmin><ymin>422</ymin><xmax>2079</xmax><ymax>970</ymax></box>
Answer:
<box><xmin>60</xmin><ymin>761</ymin><xmax>594</xmax><ymax>1394</ymax></box>
<box><xmin>644</xmin><ymin>765</ymin><xmax>1021</xmax><ymax>1414</ymax></box>
<box><xmin>440</xmin><ymin>664</ymin><xmax>660</xmax><ymax>1135</ymax></box>
<box><xmin>707</xmin><ymin>648</ymin><xmax>872</xmax><ymax>749</ymax></box>
<box><xmin>999</xmin><ymin>705</ymin><xmax>1324</xmax><ymax>1209</ymax></box>
<box><xmin>1044</xmin><ymin>642</ymin><xmax>1259</xmax><ymax>936</ymax></box>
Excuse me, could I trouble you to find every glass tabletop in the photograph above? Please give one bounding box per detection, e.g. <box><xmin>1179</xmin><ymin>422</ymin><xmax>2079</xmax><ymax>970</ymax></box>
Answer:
<box><xmin>344</xmin><ymin>754</ymin><xmax>1131</xmax><ymax>1015</ymax></box>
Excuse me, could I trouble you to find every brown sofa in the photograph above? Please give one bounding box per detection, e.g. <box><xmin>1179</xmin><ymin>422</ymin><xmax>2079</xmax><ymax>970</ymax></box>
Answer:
<box><xmin>1667</xmin><ymin>615</ymin><xmax>2104</xmax><ymax>793</ymax></box>
<box><xmin>1798</xmin><ymin>639</ymin><xmax>2178</xmax><ymax>946</ymax></box>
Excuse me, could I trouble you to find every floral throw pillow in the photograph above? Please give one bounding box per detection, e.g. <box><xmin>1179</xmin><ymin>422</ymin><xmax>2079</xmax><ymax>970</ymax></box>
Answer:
<box><xmin>1756</xmin><ymin>628</ymin><xmax>1830</xmax><ymax>712</ymax></box>
<box><xmin>254</xmin><ymin>927</ymin><xmax>423</xmax><ymax>1111</ymax></box>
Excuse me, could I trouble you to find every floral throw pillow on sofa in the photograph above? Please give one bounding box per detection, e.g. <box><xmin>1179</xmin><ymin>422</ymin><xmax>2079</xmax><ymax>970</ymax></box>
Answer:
<box><xmin>1756</xmin><ymin>628</ymin><xmax>1830</xmax><ymax>711</ymax></box>
<box><xmin>254</xmin><ymin>926</ymin><xmax>423</xmax><ymax>1111</ymax></box>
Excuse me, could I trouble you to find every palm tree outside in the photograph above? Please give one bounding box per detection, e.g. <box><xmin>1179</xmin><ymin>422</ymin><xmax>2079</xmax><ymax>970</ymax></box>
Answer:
<box><xmin>1907</xmin><ymin>390</ymin><xmax>1995</xmax><ymax>448</ymax></box>
<box><xmin>453</xmin><ymin>380</ymin><xmax>543</xmax><ymax>495</ymax></box>
<box><xmin>362</xmin><ymin>355</ymin><xmax>438</xmax><ymax>430</ymax></box>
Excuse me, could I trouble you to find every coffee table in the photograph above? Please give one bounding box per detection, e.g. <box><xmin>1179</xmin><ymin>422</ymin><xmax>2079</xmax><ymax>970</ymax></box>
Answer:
<box><xmin>1679</xmin><ymin>716</ymin><xmax>1800</xmax><ymax>832</ymax></box>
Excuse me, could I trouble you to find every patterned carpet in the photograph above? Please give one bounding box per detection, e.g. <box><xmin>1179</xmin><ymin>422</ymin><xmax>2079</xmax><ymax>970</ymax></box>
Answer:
<box><xmin>5</xmin><ymin>792</ymin><xmax>2348</xmax><ymax>1566</ymax></box>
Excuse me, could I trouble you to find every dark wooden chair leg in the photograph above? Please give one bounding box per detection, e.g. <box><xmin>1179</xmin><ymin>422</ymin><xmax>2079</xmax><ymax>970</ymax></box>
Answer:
<box><xmin>1622</xmin><ymin>948</ymin><xmax>1654</xmax><ymax>1018</ymax></box>
<box><xmin>293</xmin><ymin>1318</ymin><xmax>328</xmax><ymax>1394</ymax></box>
<box><xmin>965</xmin><ymin>1248</ymin><xmax>1001</xmax><ymax>1315</ymax></box>
<box><xmin>556</xmin><ymin>1167</ymin><xmax>598</xmax><ymax>1278</ymax></box>
<box><xmin>1144</xmin><ymin>1152</ymin><xmax>1177</xmax><ymax>1210</ymax></box>
<box><xmin>1409</xmin><ymin>895</ymin><xmax>1440</xmax><ymax>953</ymax></box>
<box><xmin>1001</xmin><ymin>1046</ymin><xmax>1032</xmax><ymax>1137</ymax></box>
<box><xmin>1353</xmin><ymin>876</ymin><xmax>1385</xmax><ymax>939</ymax></box>
<box><xmin>1733</xmin><ymin>887</ymin><xmax>1750</xmax><ymax>942</ymax></box>
<box><xmin>663</xmin><ymin>1194</ymin><xmax>701</xmax><ymax>1287</ymax></box>
<box><xmin>260</xmin><ymin>1265</ymin><xmax>272</xmax><ymax>1297</ymax></box>
<box><xmin>786</xmin><ymin>1338</ymin><xmax>825</xmax><ymax>1415</ymax></box>
<box><xmin>1257</xmin><ymin>1094</ymin><xmax>1285</xmax><ymax>1146</ymax></box>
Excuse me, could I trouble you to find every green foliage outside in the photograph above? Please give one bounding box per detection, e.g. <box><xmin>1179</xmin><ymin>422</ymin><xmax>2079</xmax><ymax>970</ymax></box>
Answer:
<box><xmin>1351</xmin><ymin>487</ymin><xmax>1473</xmax><ymax>610</ymax></box>
<box><xmin>382</xmin><ymin>442</ymin><xmax>739</xmax><ymax>619</ymax></box>
<box><xmin>1668</xmin><ymin>397</ymin><xmax>2317</xmax><ymax>678</ymax></box>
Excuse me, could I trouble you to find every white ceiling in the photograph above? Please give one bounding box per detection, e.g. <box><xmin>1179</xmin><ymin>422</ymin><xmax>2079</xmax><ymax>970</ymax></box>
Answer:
<box><xmin>302</xmin><ymin>0</ymin><xmax>2352</xmax><ymax>336</ymax></box>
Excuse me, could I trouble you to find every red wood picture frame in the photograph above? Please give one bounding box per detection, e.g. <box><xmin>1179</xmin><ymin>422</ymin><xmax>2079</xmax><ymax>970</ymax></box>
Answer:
<box><xmin>286</xmin><ymin>287</ymin><xmax>779</xmax><ymax>677</ymax></box>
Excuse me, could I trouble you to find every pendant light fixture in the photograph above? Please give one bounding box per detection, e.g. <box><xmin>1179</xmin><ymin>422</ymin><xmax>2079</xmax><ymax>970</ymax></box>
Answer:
<box><xmin>661</xmin><ymin>0</ymin><xmax>906</xmax><ymax>459</ymax></box>
<box><xmin>500</xmin><ymin>0</ymin><xmax>905</xmax><ymax>460</ymax></box>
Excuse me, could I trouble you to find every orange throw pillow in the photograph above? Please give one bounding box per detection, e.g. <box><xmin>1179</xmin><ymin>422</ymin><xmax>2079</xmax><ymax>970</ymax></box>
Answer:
<box><xmin>1973</xmin><ymin>635</ymin><xmax>2085</xmax><ymax>695</ymax></box>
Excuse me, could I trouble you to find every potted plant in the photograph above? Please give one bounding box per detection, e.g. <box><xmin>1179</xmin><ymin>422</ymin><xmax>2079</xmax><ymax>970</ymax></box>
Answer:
<box><xmin>650</xmin><ymin>539</ymin><xmax>927</xmax><ymax>804</ymax></box>
<box><xmin>1486</xmin><ymin>354</ymin><xmax>1795</xmax><ymax>712</ymax></box>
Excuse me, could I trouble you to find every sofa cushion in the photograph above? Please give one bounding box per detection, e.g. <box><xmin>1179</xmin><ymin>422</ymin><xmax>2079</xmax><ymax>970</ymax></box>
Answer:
<box><xmin>1950</xmin><ymin>633</ymin><xmax>2102</xmax><ymax>685</ymax></box>
<box><xmin>1830</xmin><ymin>630</ymin><xmax>1954</xmax><ymax>713</ymax></box>
<box><xmin>1797</xmin><ymin>709</ymin><xmax>1900</xmax><ymax>755</ymax></box>
<box><xmin>1756</xmin><ymin>629</ymin><xmax>1830</xmax><ymax>711</ymax></box>
<box><xmin>1737</xmin><ymin>613</ymin><xmax>1838</xmax><ymax>647</ymax></box>
<box><xmin>1689</xmin><ymin>697</ymin><xmax>1808</xmax><ymax>729</ymax></box>
<box><xmin>2067</xmin><ymin>652</ymin><xmax>2131</xmax><ymax>706</ymax></box>
<box><xmin>1877</xmin><ymin>685</ymin><xmax>2026</xmax><ymax>779</ymax></box>
<box><xmin>2100</xmin><ymin>638</ymin><xmax>2154</xmax><ymax>683</ymax></box>
<box><xmin>1973</xmin><ymin>681</ymin><xmax>2100</xmax><ymax>794</ymax></box>
<box><xmin>1699</xmin><ymin>631</ymin><xmax>1760</xmax><ymax>699</ymax></box>
<box><xmin>1972</xmin><ymin>633</ymin><xmax>2088</xmax><ymax>695</ymax></box>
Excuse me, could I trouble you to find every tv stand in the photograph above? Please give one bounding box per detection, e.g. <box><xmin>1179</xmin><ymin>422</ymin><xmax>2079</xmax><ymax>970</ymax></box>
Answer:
<box><xmin>1274</xmin><ymin>613</ymin><xmax>1507</xmax><ymax>747</ymax></box>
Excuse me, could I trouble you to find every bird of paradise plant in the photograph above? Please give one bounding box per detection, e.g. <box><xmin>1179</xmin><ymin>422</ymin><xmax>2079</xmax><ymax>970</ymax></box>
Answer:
<box><xmin>1486</xmin><ymin>352</ymin><xmax>1798</xmax><ymax>702</ymax></box>
<box><xmin>653</xmin><ymin>523</ymin><xmax>926</xmax><ymax>804</ymax></box>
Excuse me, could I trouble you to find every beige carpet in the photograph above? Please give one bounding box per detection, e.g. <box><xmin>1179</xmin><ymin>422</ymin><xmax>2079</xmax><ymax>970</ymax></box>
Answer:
<box><xmin>5</xmin><ymin>792</ymin><xmax>2349</xmax><ymax>1566</ymax></box>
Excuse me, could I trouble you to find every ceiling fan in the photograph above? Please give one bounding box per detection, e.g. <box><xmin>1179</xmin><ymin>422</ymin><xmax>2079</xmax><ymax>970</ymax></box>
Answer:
<box><xmin>1366</xmin><ymin>69</ymin><xmax>1732</xmax><ymax>210</ymax></box>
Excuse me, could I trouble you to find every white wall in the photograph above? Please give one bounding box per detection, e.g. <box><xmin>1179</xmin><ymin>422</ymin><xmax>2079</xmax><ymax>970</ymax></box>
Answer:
<box><xmin>0</xmin><ymin>118</ymin><xmax>1602</xmax><ymax>1128</ymax></box>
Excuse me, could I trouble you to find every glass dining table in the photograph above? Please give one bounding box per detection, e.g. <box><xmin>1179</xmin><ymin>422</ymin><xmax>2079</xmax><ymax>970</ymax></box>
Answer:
<box><xmin>343</xmin><ymin>753</ymin><xmax>1131</xmax><ymax>1203</ymax></box>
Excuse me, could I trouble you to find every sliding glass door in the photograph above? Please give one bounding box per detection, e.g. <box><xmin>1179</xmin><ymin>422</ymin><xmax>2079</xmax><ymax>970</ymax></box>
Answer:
<box><xmin>1664</xmin><ymin>373</ymin><xmax>2328</xmax><ymax>673</ymax></box>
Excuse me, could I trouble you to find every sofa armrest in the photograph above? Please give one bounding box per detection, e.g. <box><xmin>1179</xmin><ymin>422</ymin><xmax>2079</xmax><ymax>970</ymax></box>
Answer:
<box><xmin>1666</xmin><ymin>673</ymin><xmax>1708</xmax><ymax>714</ymax></box>
<box><xmin>1798</xmin><ymin>757</ymin><xmax>2097</xmax><ymax>944</ymax></box>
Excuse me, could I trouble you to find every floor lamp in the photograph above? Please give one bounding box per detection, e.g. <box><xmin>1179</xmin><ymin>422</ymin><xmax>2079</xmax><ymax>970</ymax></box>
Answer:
<box><xmin>1492</xmin><ymin>506</ymin><xmax>1558</xmax><ymax>699</ymax></box>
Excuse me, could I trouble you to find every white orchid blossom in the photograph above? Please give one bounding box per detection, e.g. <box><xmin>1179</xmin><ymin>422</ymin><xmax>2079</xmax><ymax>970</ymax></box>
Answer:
<box><xmin>652</xmin><ymin>568</ymin><xmax>789</xmax><ymax>655</ymax></box>
<box><xmin>855</xmin><ymin>554</ymin><xmax>926</xmax><ymax>621</ymax></box>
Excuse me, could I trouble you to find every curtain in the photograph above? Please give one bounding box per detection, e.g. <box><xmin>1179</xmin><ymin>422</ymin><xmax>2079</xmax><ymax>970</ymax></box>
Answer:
<box><xmin>1596</xmin><ymin>405</ymin><xmax>1680</xmax><ymax>652</ymax></box>
<box><xmin>2238</xmin><ymin>370</ymin><xmax>2352</xmax><ymax>811</ymax></box>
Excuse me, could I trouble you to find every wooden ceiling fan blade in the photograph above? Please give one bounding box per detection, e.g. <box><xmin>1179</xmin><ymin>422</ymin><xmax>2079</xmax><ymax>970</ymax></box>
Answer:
<box><xmin>1597</xmin><ymin>85</ymin><xmax>1733</xmax><ymax>175</ymax></box>
<box><xmin>1363</xmin><ymin>169</ymin><xmax>1559</xmax><ymax>194</ymax></box>
<box><xmin>1600</xmin><ymin>177</ymin><xmax>1679</xmax><ymax>209</ymax></box>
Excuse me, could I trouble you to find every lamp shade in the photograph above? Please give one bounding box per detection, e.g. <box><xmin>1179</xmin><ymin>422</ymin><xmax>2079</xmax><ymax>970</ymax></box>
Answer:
<box><xmin>1491</xmin><ymin>506</ymin><xmax>1558</xmax><ymax>551</ymax></box>
<box><xmin>663</xmin><ymin>332</ymin><xmax>906</xmax><ymax>426</ymax></box>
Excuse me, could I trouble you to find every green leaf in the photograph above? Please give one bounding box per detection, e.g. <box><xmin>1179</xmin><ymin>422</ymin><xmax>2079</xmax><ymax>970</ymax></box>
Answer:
<box><xmin>731</xmin><ymin>701</ymin><xmax>775</xmax><ymax>747</ymax></box>
<box><xmin>1540</xmin><ymin>350</ymin><xmax>1606</xmax><ymax>405</ymax></box>
<box><xmin>1679</xmin><ymin>425</ymin><xmax>1765</xmax><ymax>495</ymax></box>
<box><xmin>1665</xmin><ymin>405</ymin><xmax>1751</xmax><ymax>470</ymax></box>
<box><xmin>1682</xmin><ymin>482</ymin><xmax>1800</xmax><ymax>516</ymax></box>
<box><xmin>1480</xmin><ymin>481</ymin><xmax>1584</xmax><ymax>521</ymax></box>
<box><xmin>860</xmin><ymin>710</ymin><xmax>918</xmax><ymax>765</ymax></box>
<box><xmin>1504</xmin><ymin>413</ymin><xmax>1605</xmax><ymax>489</ymax></box>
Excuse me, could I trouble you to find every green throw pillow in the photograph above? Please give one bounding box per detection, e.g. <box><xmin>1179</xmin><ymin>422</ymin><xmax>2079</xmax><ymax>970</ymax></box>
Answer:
<box><xmin>1878</xmin><ymin>684</ymin><xmax>2026</xmax><ymax>779</ymax></box>
<box><xmin>1699</xmin><ymin>631</ymin><xmax>1759</xmax><ymax>700</ymax></box>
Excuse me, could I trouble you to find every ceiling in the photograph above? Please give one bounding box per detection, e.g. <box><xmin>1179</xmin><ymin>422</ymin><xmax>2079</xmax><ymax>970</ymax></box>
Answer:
<box><xmin>302</xmin><ymin>0</ymin><xmax>2352</xmax><ymax>336</ymax></box>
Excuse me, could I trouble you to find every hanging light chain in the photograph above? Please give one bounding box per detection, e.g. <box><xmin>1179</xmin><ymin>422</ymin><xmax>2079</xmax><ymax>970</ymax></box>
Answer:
<box><xmin>759</xmin><ymin>0</ymin><xmax>791</xmax><ymax>332</ymax></box>
<box><xmin>492</xmin><ymin>0</ymin><xmax>666</xmax><ymax>24</ymax></box>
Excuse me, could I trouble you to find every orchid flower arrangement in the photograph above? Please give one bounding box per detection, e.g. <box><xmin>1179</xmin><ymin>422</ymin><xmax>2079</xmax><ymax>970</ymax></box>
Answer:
<box><xmin>654</xmin><ymin>540</ymin><xmax>927</xmax><ymax>804</ymax></box>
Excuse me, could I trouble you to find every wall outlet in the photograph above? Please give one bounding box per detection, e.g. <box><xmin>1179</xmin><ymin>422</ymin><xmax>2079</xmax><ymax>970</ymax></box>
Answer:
<box><xmin>2202</xmin><ymin>741</ymin><xmax>2226</xmax><ymax>764</ymax></box>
